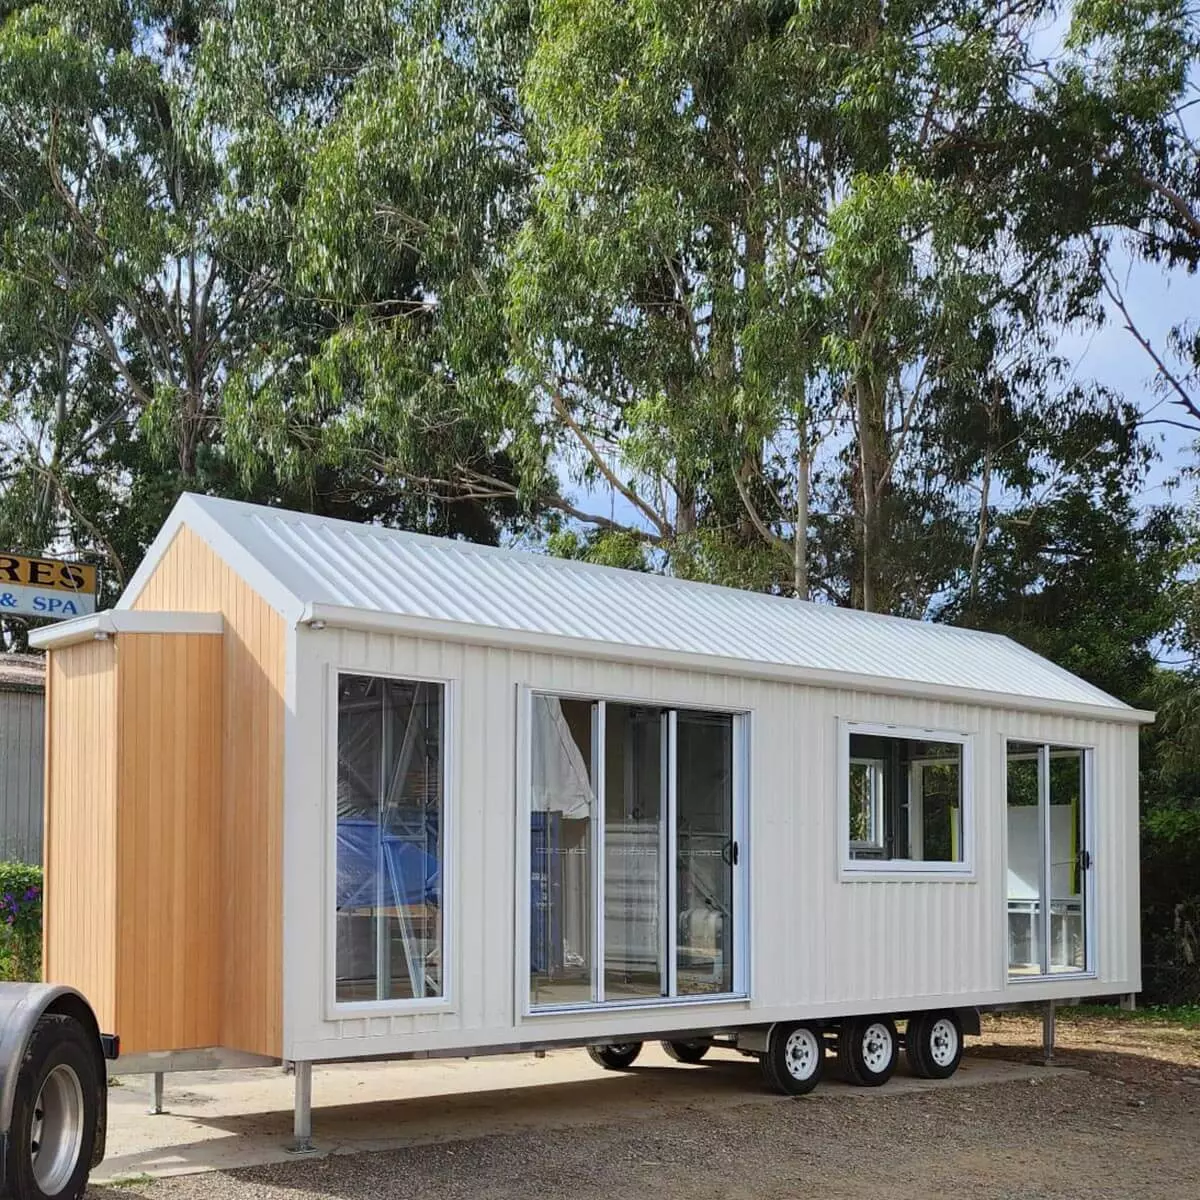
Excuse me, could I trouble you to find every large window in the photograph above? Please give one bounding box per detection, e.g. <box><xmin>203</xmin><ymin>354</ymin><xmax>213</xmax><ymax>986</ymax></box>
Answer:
<box><xmin>841</xmin><ymin>723</ymin><xmax>970</xmax><ymax>873</ymax></box>
<box><xmin>1007</xmin><ymin>742</ymin><xmax>1091</xmax><ymax>978</ymax></box>
<box><xmin>529</xmin><ymin>695</ymin><xmax>744</xmax><ymax>1009</ymax></box>
<box><xmin>335</xmin><ymin>674</ymin><xmax>445</xmax><ymax>1005</ymax></box>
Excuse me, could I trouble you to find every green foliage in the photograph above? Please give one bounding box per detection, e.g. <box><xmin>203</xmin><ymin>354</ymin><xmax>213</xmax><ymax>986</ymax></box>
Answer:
<box><xmin>0</xmin><ymin>863</ymin><xmax>42</xmax><ymax>982</ymax></box>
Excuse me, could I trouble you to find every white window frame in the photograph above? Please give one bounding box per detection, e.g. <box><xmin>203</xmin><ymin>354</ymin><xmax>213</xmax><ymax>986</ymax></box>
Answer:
<box><xmin>838</xmin><ymin>719</ymin><xmax>975</xmax><ymax>879</ymax></box>
<box><xmin>848</xmin><ymin>757</ymin><xmax>886</xmax><ymax>852</ymax></box>
<box><xmin>324</xmin><ymin>666</ymin><xmax>456</xmax><ymax>1019</ymax></box>
<box><xmin>518</xmin><ymin>686</ymin><xmax>751</xmax><ymax>1017</ymax></box>
<box><xmin>1002</xmin><ymin>738</ymin><xmax>1098</xmax><ymax>985</ymax></box>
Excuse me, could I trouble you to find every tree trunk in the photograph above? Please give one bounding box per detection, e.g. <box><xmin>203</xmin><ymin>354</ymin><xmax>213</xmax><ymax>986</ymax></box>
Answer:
<box><xmin>855</xmin><ymin>371</ymin><xmax>887</xmax><ymax>613</ymax></box>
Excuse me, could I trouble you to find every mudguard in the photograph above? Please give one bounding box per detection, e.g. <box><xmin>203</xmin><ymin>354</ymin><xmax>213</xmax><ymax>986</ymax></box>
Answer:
<box><xmin>0</xmin><ymin>984</ymin><xmax>112</xmax><ymax>1192</ymax></box>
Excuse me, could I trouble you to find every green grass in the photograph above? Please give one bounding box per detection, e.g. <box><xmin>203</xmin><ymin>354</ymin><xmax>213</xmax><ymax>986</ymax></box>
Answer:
<box><xmin>1060</xmin><ymin>1003</ymin><xmax>1200</xmax><ymax>1029</ymax></box>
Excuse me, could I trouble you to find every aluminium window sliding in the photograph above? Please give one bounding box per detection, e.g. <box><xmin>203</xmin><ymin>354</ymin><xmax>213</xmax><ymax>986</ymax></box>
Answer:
<box><xmin>840</xmin><ymin>721</ymin><xmax>972</xmax><ymax>874</ymax></box>
<box><xmin>528</xmin><ymin>694</ymin><xmax>746</xmax><ymax>1010</ymax></box>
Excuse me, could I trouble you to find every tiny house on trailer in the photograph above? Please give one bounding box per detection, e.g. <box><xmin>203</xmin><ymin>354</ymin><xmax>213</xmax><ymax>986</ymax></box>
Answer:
<box><xmin>30</xmin><ymin>495</ymin><xmax>1150</xmax><ymax>1140</ymax></box>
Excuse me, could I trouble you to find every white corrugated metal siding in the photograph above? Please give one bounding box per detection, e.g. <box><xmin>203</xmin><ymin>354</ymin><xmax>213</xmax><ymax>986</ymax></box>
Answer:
<box><xmin>282</xmin><ymin>625</ymin><xmax>1138</xmax><ymax>1062</ymax></box>
<box><xmin>128</xmin><ymin>494</ymin><xmax>1133</xmax><ymax>713</ymax></box>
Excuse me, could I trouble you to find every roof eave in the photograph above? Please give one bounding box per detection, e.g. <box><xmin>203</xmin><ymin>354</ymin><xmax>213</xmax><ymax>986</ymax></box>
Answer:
<box><xmin>299</xmin><ymin>602</ymin><xmax>1155</xmax><ymax>726</ymax></box>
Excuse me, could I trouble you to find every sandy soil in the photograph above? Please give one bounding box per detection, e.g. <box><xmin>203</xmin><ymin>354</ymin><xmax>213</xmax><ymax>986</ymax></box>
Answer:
<box><xmin>92</xmin><ymin>1012</ymin><xmax>1200</xmax><ymax>1200</ymax></box>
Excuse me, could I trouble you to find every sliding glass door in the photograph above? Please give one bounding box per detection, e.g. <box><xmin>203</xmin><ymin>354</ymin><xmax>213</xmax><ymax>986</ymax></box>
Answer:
<box><xmin>1006</xmin><ymin>742</ymin><xmax>1091</xmax><ymax>979</ymax></box>
<box><xmin>529</xmin><ymin>695</ymin><xmax>744</xmax><ymax>1009</ymax></box>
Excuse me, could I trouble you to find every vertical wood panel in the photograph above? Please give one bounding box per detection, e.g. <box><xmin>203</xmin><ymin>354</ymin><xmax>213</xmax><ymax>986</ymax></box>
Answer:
<box><xmin>43</xmin><ymin>642</ymin><xmax>118</xmax><ymax>1029</ymax></box>
<box><xmin>132</xmin><ymin>528</ymin><xmax>285</xmax><ymax>1058</ymax></box>
<box><xmin>114</xmin><ymin>634</ymin><xmax>223</xmax><ymax>1054</ymax></box>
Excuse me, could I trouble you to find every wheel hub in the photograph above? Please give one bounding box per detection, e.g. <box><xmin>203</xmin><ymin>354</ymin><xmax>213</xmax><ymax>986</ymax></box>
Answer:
<box><xmin>783</xmin><ymin>1028</ymin><xmax>819</xmax><ymax>1080</ymax></box>
<box><xmin>30</xmin><ymin>1063</ymin><xmax>85</xmax><ymax>1195</ymax></box>
<box><xmin>861</xmin><ymin>1023</ymin><xmax>893</xmax><ymax>1073</ymax></box>
<box><xmin>929</xmin><ymin>1018</ymin><xmax>958</xmax><ymax>1067</ymax></box>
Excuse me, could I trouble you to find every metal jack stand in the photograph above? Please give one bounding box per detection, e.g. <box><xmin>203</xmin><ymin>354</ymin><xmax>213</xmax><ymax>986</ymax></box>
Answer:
<box><xmin>1041</xmin><ymin>1001</ymin><xmax>1056</xmax><ymax>1066</ymax></box>
<box><xmin>148</xmin><ymin>1071</ymin><xmax>165</xmax><ymax>1115</ymax></box>
<box><xmin>288</xmin><ymin>1061</ymin><xmax>319</xmax><ymax>1154</ymax></box>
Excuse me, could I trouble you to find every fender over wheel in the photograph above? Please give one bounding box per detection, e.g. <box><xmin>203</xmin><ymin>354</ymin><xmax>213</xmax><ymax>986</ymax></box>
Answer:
<box><xmin>838</xmin><ymin>1016</ymin><xmax>898</xmax><ymax>1087</ymax></box>
<box><xmin>661</xmin><ymin>1039</ymin><xmax>709</xmax><ymax>1064</ymax></box>
<box><xmin>760</xmin><ymin>1022</ymin><xmax>826</xmax><ymax>1096</ymax></box>
<box><xmin>906</xmin><ymin>1011</ymin><xmax>964</xmax><ymax>1080</ymax></box>
<box><xmin>4</xmin><ymin>1014</ymin><xmax>101</xmax><ymax>1200</ymax></box>
<box><xmin>587</xmin><ymin>1042</ymin><xmax>643</xmax><ymax>1071</ymax></box>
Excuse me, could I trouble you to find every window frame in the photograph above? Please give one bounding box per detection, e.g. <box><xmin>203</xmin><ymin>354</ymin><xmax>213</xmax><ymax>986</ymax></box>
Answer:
<box><xmin>517</xmin><ymin>686</ymin><xmax>751</xmax><ymax>1018</ymax></box>
<box><xmin>1002</xmin><ymin>737</ymin><xmax>1098</xmax><ymax>985</ymax></box>
<box><xmin>838</xmin><ymin>719</ymin><xmax>975</xmax><ymax>879</ymax></box>
<box><xmin>848</xmin><ymin>756</ymin><xmax>886</xmax><ymax>852</ymax></box>
<box><xmin>325</xmin><ymin>665</ymin><xmax>456</xmax><ymax>1020</ymax></box>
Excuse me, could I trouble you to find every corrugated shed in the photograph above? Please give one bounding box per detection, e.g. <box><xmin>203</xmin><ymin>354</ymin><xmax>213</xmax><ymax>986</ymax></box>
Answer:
<box><xmin>0</xmin><ymin>655</ymin><xmax>44</xmax><ymax>863</ymax></box>
<box><xmin>123</xmin><ymin>493</ymin><xmax>1132</xmax><ymax>713</ymax></box>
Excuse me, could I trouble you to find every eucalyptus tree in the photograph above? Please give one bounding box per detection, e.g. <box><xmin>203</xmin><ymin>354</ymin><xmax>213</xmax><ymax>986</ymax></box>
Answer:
<box><xmin>508</xmin><ymin>0</ymin><xmax>1165</xmax><ymax>615</ymax></box>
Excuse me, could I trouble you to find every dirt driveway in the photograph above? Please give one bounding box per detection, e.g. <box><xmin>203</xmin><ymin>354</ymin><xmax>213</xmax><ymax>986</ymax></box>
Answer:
<box><xmin>91</xmin><ymin>1013</ymin><xmax>1200</xmax><ymax>1200</ymax></box>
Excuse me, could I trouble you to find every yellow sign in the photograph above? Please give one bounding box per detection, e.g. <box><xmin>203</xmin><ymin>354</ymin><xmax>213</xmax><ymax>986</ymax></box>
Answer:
<box><xmin>0</xmin><ymin>554</ymin><xmax>98</xmax><ymax>620</ymax></box>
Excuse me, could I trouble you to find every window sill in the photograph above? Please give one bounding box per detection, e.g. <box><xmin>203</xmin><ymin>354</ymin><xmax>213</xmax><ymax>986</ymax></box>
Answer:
<box><xmin>524</xmin><ymin>993</ymin><xmax>750</xmax><ymax>1019</ymax></box>
<box><xmin>840</xmin><ymin>864</ymin><xmax>975</xmax><ymax>883</ymax></box>
<box><xmin>1007</xmin><ymin>972</ymin><xmax>1095</xmax><ymax>985</ymax></box>
<box><xmin>327</xmin><ymin>997</ymin><xmax>456</xmax><ymax>1022</ymax></box>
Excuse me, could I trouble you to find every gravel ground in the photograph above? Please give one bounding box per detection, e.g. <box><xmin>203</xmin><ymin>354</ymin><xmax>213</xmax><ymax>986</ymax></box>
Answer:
<box><xmin>91</xmin><ymin>1015</ymin><xmax>1200</xmax><ymax>1200</ymax></box>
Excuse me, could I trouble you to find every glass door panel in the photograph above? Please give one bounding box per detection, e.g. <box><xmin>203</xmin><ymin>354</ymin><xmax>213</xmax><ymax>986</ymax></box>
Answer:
<box><xmin>675</xmin><ymin>711</ymin><xmax>735</xmax><ymax>996</ymax></box>
<box><xmin>530</xmin><ymin>696</ymin><xmax>595</xmax><ymax>1007</ymax></box>
<box><xmin>603</xmin><ymin>705</ymin><xmax>666</xmax><ymax>999</ymax></box>
<box><xmin>1006</xmin><ymin>742</ymin><xmax>1043</xmax><ymax>976</ymax></box>
<box><xmin>1049</xmin><ymin>749</ymin><xmax>1086</xmax><ymax>973</ymax></box>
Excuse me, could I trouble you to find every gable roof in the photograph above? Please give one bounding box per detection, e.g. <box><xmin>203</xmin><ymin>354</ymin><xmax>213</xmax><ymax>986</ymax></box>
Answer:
<box><xmin>119</xmin><ymin>493</ymin><xmax>1147</xmax><ymax>721</ymax></box>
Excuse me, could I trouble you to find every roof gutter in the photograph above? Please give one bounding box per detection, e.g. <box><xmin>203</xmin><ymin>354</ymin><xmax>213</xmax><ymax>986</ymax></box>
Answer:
<box><xmin>28</xmin><ymin>610</ymin><xmax>224</xmax><ymax>650</ymax></box>
<box><xmin>298</xmin><ymin>602</ymin><xmax>1156</xmax><ymax>726</ymax></box>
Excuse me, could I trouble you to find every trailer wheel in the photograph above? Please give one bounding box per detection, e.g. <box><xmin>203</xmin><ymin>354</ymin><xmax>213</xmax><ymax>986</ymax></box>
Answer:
<box><xmin>4</xmin><ymin>1014</ymin><xmax>100</xmax><ymax>1200</ymax></box>
<box><xmin>586</xmin><ymin>1042</ymin><xmax>643</xmax><ymax>1071</ymax></box>
<box><xmin>760</xmin><ymin>1023</ymin><xmax>825</xmax><ymax>1096</ymax></box>
<box><xmin>838</xmin><ymin>1016</ymin><xmax>898</xmax><ymax>1087</ymax></box>
<box><xmin>661</xmin><ymin>1040</ymin><xmax>708</xmax><ymax>1064</ymax></box>
<box><xmin>906</xmin><ymin>1011</ymin><xmax>963</xmax><ymax>1080</ymax></box>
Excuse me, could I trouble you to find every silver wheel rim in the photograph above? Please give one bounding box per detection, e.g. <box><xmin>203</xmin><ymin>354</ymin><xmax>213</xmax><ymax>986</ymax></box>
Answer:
<box><xmin>783</xmin><ymin>1028</ymin><xmax>820</xmax><ymax>1081</ymax></box>
<box><xmin>30</xmin><ymin>1063</ymin><xmax>85</xmax><ymax>1195</ymax></box>
<box><xmin>929</xmin><ymin>1018</ymin><xmax>958</xmax><ymax>1068</ymax></box>
<box><xmin>608</xmin><ymin>1044</ymin><xmax>636</xmax><ymax>1057</ymax></box>
<box><xmin>861</xmin><ymin>1023</ymin><xmax>894</xmax><ymax>1074</ymax></box>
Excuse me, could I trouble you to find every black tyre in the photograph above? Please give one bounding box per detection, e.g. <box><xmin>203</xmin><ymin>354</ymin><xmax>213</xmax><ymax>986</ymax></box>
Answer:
<box><xmin>4</xmin><ymin>1014</ymin><xmax>100</xmax><ymax>1200</ymax></box>
<box><xmin>838</xmin><ymin>1016</ymin><xmax>898</xmax><ymax>1087</ymax></box>
<box><xmin>906</xmin><ymin>1011</ymin><xmax>963</xmax><ymax>1080</ymax></box>
<box><xmin>759</xmin><ymin>1022</ymin><xmax>825</xmax><ymax>1096</ymax></box>
<box><xmin>587</xmin><ymin>1042</ymin><xmax>643</xmax><ymax>1070</ymax></box>
<box><xmin>661</xmin><ymin>1039</ymin><xmax>709</xmax><ymax>1064</ymax></box>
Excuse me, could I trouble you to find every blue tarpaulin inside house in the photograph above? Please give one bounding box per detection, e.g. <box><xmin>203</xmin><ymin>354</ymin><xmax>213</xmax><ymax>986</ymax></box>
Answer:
<box><xmin>336</xmin><ymin>816</ymin><xmax>440</xmax><ymax>911</ymax></box>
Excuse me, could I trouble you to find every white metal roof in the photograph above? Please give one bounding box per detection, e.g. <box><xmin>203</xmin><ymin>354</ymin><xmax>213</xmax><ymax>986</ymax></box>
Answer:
<box><xmin>120</xmin><ymin>493</ymin><xmax>1145</xmax><ymax>720</ymax></box>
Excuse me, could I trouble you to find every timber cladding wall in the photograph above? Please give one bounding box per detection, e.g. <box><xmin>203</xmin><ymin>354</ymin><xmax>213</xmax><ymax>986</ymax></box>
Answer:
<box><xmin>43</xmin><ymin>640</ymin><xmax>118</xmax><ymax>1031</ymax></box>
<box><xmin>44</xmin><ymin>634</ymin><xmax>223</xmax><ymax>1056</ymax></box>
<box><xmin>131</xmin><ymin>526</ymin><xmax>285</xmax><ymax>1059</ymax></box>
<box><xmin>115</xmin><ymin>633</ymin><xmax>223</xmax><ymax>1054</ymax></box>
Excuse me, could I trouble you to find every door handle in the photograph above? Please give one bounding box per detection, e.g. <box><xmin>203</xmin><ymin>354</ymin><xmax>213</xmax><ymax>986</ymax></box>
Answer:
<box><xmin>1078</xmin><ymin>849</ymin><xmax>1092</xmax><ymax>871</ymax></box>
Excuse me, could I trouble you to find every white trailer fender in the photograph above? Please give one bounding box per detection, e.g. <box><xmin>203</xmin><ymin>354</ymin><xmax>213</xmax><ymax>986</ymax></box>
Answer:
<box><xmin>0</xmin><ymin>983</ymin><xmax>113</xmax><ymax>1190</ymax></box>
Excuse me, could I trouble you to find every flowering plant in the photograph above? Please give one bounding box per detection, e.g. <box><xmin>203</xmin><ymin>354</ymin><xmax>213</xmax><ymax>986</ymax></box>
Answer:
<box><xmin>0</xmin><ymin>864</ymin><xmax>42</xmax><ymax>981</ymax></box>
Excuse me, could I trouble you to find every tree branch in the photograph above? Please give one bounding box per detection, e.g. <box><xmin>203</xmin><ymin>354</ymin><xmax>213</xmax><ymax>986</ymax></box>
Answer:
<box><xmin>549</xmin><ymin>390</ymin><xmax>672</xmax><ymax>538</ymax></box>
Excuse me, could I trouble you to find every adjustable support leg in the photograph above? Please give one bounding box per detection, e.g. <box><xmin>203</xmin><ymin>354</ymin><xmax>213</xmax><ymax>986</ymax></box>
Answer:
<box><xmin>1042</xmin><ymin>1001</ymin><xmax>1056</xmax><ymax>1066</ymax></box>
<box><xmin>289</xmin><ymin>1061</ymin><xmax>316</xmax><ymax>1153</ymax></box>
<box><xmin>148</xmin><ymin>1072</ymin><xmax>164</xmax><ymax>1115</ymax></box>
